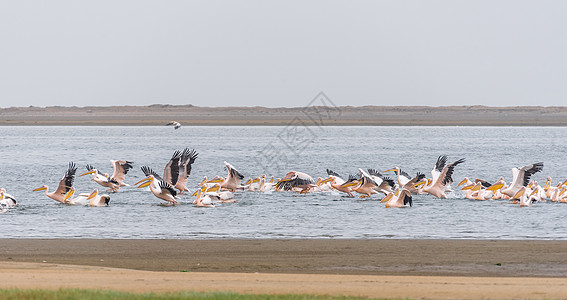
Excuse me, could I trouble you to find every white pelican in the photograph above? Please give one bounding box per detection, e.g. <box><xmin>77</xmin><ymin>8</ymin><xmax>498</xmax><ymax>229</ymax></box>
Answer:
<box><xmin>174</xmin><ymin>148</ymin><xmax>198</xmax><ymax>194</ymax></box>
<box><xmin>136</xmin><ymin>166</ymin><xmax>179</xmax><ymax>205</ymax></box>
<box><xmin>488</xmin><ymin>162</ymin><xmax>544</xmax><ymax>199</ymax></box>
<box><xmin>80</xmin><ymin>164</ymin><xmax>119</xmax><ymax>192</ymax></box>
<box><xmin>259</xmin><ymin>176</ymin><xmax>276</xmax><ymax>192</ymax></box>
<box><xmin>422</xmin><ymin>157</ymin><xmax>465</xmax><ymax>198</ymax></box>
<box><xmin>220</xmin><ymin>161</ymin><xmax>244</xmax><ymax>192</ymax></box>
<box><xmin>63</xmin><ymin>188</ymin><xmax>110</xmax><ymax>206</ymax></box>
<box><xmin>33</xmin><ymin>162</ymin><xmax>78</xmax><ymax>203</ymax></box>
<box><xmin>193</xmin><ymin>188</ymin><xmax>216</xmax><ymax>207</ymax></box>
<box><xmin>325</xmin><ymin>169</ymin><xmax>354</xmax><ymax>197</ymax></box>
<box><xmin>342</xmin><ymin>169</ymin><xmax>378</xmax><ymax>198</ymax></box>
<box><xmin>167</xmin><ymin>121</ymin><xmax>181</xmax><ymax>130</ymax></box>
<box><xmin>366</xmin><ymin>169</ymin><xmax>396</xmax><ymax>195</ymax></box>
<box><xmin>0</xmin><ymin>188</ymin><xmax>17</xmax><ymax>208</ymax></box>
<box><xmin>380</xmin><ymin>189</ymin><xmax>413</xmax><ymax>208</ymax></box>
<box><xmin>275</xmin><ymin>171</ymin><xmax>315</xmax><ymax>193</ymax></box>
<box><xmin>382</xmin><ymin>167</ymin><xmax>411</xmax><ymax>189</ymax></box>
<box><xmin>206</xmin><ymin>184</ymin><xmax>235</xmax><ymax>202</ymax></box>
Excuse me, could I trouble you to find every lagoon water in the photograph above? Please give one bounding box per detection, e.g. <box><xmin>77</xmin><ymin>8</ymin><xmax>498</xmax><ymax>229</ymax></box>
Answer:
<box><xmin>1</xmin><ymin>126</ymin><xmax>567</xmax><ymax>239</ymax></box>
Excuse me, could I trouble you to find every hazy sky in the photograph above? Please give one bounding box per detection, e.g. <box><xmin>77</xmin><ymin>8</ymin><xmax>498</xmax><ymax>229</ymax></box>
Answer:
<box><xmin>1</xmin><ymin>1</ymin><xmax>566</xmax><ymax>108</ymax></box>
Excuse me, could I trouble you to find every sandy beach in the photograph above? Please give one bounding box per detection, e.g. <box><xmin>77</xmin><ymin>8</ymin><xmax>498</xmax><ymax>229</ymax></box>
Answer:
<box><xmin>2</xmin><ymin>105</ymin><xmax>567</xmax><ymax>126</ymax></box>
<box><xmin>2</xmin><ymin>239</ymin><xmax>567</xmax><ymax>299</ymax></box>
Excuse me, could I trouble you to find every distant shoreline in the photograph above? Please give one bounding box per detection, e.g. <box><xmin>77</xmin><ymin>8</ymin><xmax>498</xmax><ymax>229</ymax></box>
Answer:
<box><xmin>2</xmin><ymin>105</ymin><xmax>567</xmax><ymax>126</ymax></box>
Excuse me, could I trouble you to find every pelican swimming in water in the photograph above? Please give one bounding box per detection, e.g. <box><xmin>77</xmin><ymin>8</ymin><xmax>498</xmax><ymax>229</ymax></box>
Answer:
<box><xmin>487</xmin><ymin>162</ymin><xmax>544</xmax><ymax>199</ymax></box>
<box><xmin>63</xmin><ymin>188</ymin><xmax>110</xmax><ymax>206</ymax></box>
<box><xmin>421</xmin><ymin>157</ymin><xmax>465</xmax><ymax>198</ymax></box>
<box><xmin>365</xmin><ymin>169</ymin><xmax>396</xmax><ymax>195</ymax></box>
<box><xmin>33</xmin><ymin>162</ymin><xmax>78</xmax><ymax>203</ymax></box>
<box><xmin>380</xmin><ymin>188</ymin><xmax>413</xmax><ymax>208</ymax></box>
<box><xmin>325</xmin><ymin>169</ymin><xmax>354</xmax><ymax>197</ymax></box>
<box><xmin>275</xmin><ymin>171</ymin><xmax>315</xmax><ymax>193</ymax></box>
<box><xmin>80</xmin><ymin>160</ymin><xmax>133</xmax><ymax>192</ymax></box>
<box><xmin>136</xmin><ymin>166</ymin><xmax>179</xmax><ymax>205</ymax></box>
<box><xmin>167</xmin><ymin>121</ymin><xmax>181</xmax><ymax>130</ymax></box>
<box><xmin>220</xmin><ymin>161</ymin><xmax>245</xmax><ymax>192</ymax></box>
<box><xmin>0</xmin><ymin>188</ymin><xmax>17</xmax><ymax>208</ymax></box>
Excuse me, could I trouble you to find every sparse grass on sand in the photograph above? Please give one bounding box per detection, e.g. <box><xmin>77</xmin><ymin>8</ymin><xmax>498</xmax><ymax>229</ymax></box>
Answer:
<box><xmin>0</xmin><ymin>288</ymin><xmax>385</xmax><ymax>300</ymax></box>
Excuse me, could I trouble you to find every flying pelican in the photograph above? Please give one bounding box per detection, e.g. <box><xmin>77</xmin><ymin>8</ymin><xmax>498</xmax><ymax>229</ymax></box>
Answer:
<box><xmin>487</xmin><ymin>162</ymin><xmax>544</xmax><ymax>199</ymax></box>
<box><xmin>421</xmin><ymin>157</ymin><xmax>465</xmax><ymax>198</ymax></box>
<box><xmin>0</xmin><ymin>188</ymin><xmax>17</xmax><ymax>208</ymax></box>
<box><xmin>33</xmin><ymin>162</ymin><xmax>78</xmax><ymax>203</ymax></box>
<box><xmin>167</xmin><ymin>121</ymin><xmax>181</xmax><ymax>130</ymax></box>
<box><xmin>220</xmin><ymin>161</ymin><xmax>245</xmax><ymax>192</ymax></box>
<box><xmin>136</xmin><ymin>166</ymin><xmax>179</xmax><ymax>205</ymax></box>
<box><xmin>275</xmin><ymin>171</ymin><xmax>315</xmax><ymax>193</ymax></box>
<box><xmin>380</xmin><ymin>189</ymin><xmax>413</xmax><ymax>208</ymax></box>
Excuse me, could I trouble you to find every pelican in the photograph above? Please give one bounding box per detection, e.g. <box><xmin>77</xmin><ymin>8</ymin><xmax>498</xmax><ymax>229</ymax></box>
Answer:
<box><xmin>380</xmin><ymin>189</ymin><xmax>413</xmax><ymax>208</ymax></box>
<box><xmin>206</xmin><ymin>184</ymin><xmax>235</xmax><ymax>202</ymax></box>
<box><xmin>422</xmin><ymin>157</ymin><xmax>465</xmax><ymax>198</ymax></box>
<box><xmin>0</xmin><ymin>188</ymin><xmax>17</xmax><ymax>208</ymax></box>
<box><xmin>366</xmin><ymin>169</ymin><xmax>396</xmax><ymax>195</ymax></box>
<box><xmin>80</xmin><ymin>164</ymin><xmax>120</xmax><ymax>192</ymax></box>
<box><xmin>33</xmin><ymin>162</ymin><xmax>78</xmax><ymax>203</ymax></box>
<box><xmin>167</xmin><ymin>121</ymin><xmax>181</xmax><ymax>130</ymax></box>
<box><xmin>342</xmin><ymin>169</ymin><xmax>379</xmax><ymax>198</ymax></box>
<box><xmin>488</xmin><ymin>162</ymin><xmax>544</xmax><ymax>199</ymax></box>
<box><xmin>382</xmin><ymin>167</ymin><xmax>412</xmax><ymax>189</ymax></box>
<box><xmin>259</xmin><ymin>176</ymin><xmax>276</xmax><ymax>192</ymax></box>
<box><xmin>220</xmin><ymin>161</ymin><xmax>244</xmax><ymax>192</ymax></box>
<box><xmin>136</xmin><ymin>166</ymin><xmax>179</xmax><ymax>205</ymax></box>
<box><xmin>275</xmin><ymin>171</ymin><xmax>315</xmax><ymax>193</ymax></box>
<box><xmin>174</xmin><ymin>148</ymin><xmax>198</xmax><ymax>194</ymax></box>
<box><xmin>193</xmin><ymin>188</ymin><xmax>216</xmax><ymax>207</ymax></box>
<box><xmin>325</xmin><ymin>169</ymin><xmax>354</xmax><ymax>197</ymax></box>
<box><xmin>63</xmin><ymin>188</ymin><xmax>110</xmax><ymax>206</ymax></box>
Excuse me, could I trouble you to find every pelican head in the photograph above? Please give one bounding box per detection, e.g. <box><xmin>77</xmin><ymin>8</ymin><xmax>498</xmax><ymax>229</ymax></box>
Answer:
<box><xmin>457</xmin><ymin>178</ymin><xmax>470</xmax><ymax>187</ymax></box>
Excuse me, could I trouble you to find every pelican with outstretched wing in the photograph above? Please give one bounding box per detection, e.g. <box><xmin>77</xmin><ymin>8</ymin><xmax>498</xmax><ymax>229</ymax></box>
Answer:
<box><xmin>422</xmin><ymin>156</ymin><xmax>465</xmax><ymax>198</ymax></box>
<box><xmin>220</xmin><ymin>161</ymin><xmax>244</xmax><ymax>192</ymax></box>
<box><xmin>136</xmin><ymin>166</ymin><xmax>179</xmax><ymax>205</ymax></box>
<box><xmin>380</xmin><ymin>188</ymin><xmax>413</xmax><ymax>208</ymax></box>
<box><xmin>488</xmin><ymin>162</ymin><xmax>544</xmax><ymax>199</ymax></box>
<box><xmin>33</xmin><ymin>162</ymin><xmax>78</xmax><ymax>203</ymax></box>
<box><xmin>275</xmin><ymin>171</ymin><xmax>315</xmax><ymax>193</ymax></box>
<box><xmin>167</xmin><ymin>121</ymin><xmax>181</xmax><ymax>130</ymax></box>
<box><xmin>174</xmin><ymin>149</ymin><xmax>198</xmax><ymax>194</ymax></box>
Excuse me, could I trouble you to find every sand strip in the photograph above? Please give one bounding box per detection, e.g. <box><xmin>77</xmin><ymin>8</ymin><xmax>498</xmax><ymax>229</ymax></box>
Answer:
<box><xmin>1</xmin><ymin>239</ymin><xmax>567</xmax><ymax>277</ymax></box>
<box><xmin>1</xmin><ymin>262</ymin><xmax>566</xmax><ymax>299</ymax></box>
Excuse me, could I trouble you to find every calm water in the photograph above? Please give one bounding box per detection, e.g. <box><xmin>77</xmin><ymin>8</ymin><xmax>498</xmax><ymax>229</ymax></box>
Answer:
<box><xmin>1</xmin><ymin>126</ymin><xmax>566</xmax><ymax>239</ymax></box>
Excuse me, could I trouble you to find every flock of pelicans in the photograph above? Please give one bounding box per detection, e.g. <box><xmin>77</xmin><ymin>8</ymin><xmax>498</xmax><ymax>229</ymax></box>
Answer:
<box><xmin>2</xmin><ymin>148</ymin><xmax>566</xmax><ymax>213</ymax></box>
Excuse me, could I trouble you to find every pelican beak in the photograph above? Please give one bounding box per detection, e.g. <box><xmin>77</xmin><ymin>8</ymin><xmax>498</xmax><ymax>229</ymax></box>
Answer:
<box><xmin>207</xmin><ymin>185</ymin><xmax>220</xmax><ymax>193</ymax></box>
<box><xmin>382</xmin><ymin>168</ymin><xmax>396</xmax><ymax>173</ymax></box>
<box><xmin>199</xmin><ymin>178</ymin><xmax>207</xmax><ymax>186</ymax></box>
<box><xmin>486</xmin><ymin>183</ymin><xmax>504</xmax><ymax>191</ymax></box>
<box><xmin>413</xmin><ymin>180</ymin><xmax>426</xmax><ymax>188</ymax></box>
<box><xmin>457</xmin><ymin>178</ymin><xmax>468</xmax><ymax>187</ymax></box>
<box><xmin>33</xmin><ymin>186</ymin><xmax>46</xmax><ymax>192</ymax></box>
<box><xmin>134</xmin><ymin>177</ymin><xmax>151</xmax><ymax>186</ymax></box>
<box><xmin>87</xmin><ymin>190</ymin><xmax>98</xmax><ymax>200</ymax></box>
<box><xmin>191</xmin><ymin>190</ymin><xmax>199</xmax><ymax>196</ymax></box>
<box><xmin>63</xmin><ymin>188</ymin><xmax>75</xmax><ymax>201</ymax></box>
<box><xmin>207</xmin><ymin>178</ymin><xmax>224</xmax><ymax>183</ymax></box>
<box><xmin>512</xmin><ymin>188</ymin><xmax>525</xmax><ymax>199</ymax></box>
<box><xmin>461</xmin><ymin>184</ymin><xmax>474</xmax><ymax>190</ymax></box>
<box><xmin>321</xmin><ymin>178</ymin><xmax>333</xmax><ymax>184</ymax></box>
<box><xmin>380</xmin><ymin>193</ymin><xmax>393</xmax><ymax>203</ymax></box>
<box><xmin>342</xmin><ymin>182</ymin><xmax>358</xmax><ymax>188</ymax></box>
<box><xmin>79</xmin><ymin>170</ymin><xmax>96</xmax><ymax>177</ymax></box>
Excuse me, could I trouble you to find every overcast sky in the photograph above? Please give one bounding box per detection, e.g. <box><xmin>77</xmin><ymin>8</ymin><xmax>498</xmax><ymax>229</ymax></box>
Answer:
<box><xmin>1</xmin><ymin>1</ymin><xmax>566</xmax><ymax>108</ymax></box>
